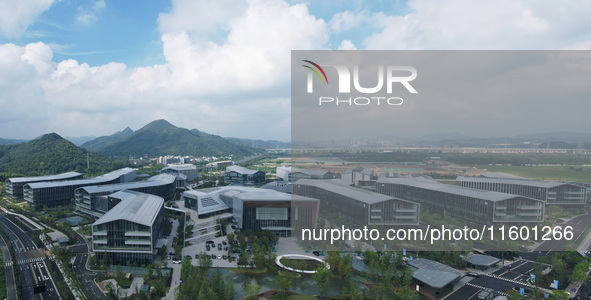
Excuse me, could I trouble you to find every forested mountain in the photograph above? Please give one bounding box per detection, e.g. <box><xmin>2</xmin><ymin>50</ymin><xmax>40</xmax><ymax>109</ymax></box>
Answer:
<box><xmin>0</xmin><ymin>138</ymin><xmax>27</xmax><ymax>145</ymax></box>
<box><xmin>225</xmin><ymin>137</ymin><xmax>290</xmax><ymax>149</ymax></box>
<box><xmin>0</xmin><ymin>133</ymin><xmax>128</xmax><ymax>180</ymax></box>
<box><xmin>94</xmin><ymin>120</ymin><xmax>257</xmax><ymax>158</ymax></box>
<box><xmin>81</xmin><ymin>127</ymin><xmax>134</xmax><ymax>151</ymax></box>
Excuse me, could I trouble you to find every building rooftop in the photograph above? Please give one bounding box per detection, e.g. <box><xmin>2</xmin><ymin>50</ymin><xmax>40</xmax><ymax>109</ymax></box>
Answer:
<box><xmin>226</xmin><ymin>165</ymin><xmax>262</xmax><ymax>175</ymax></box>
<box><xmin>161</xmin><ymin>164</ymin><xmax>196</xmax><ymax>171</ymax></box>
<box><xmin>260</xmin><ymin>181</ymin><xmax>292</xmax><ymax>194</ymax></box>
<box><xmin>27</xmin><ymin>168</ymin><xmax>135</xmax><ymax>189</ymax></box>
<box><xmin>377</xmin><ymin>177</ymin><xmax>537</xmax><ymax>202</ymax></box>
<box><xmin>456</xmin><ymin>175</ymin><xmax>580</xmax><ymax>189</ymax></box>
<box><xmin>183</xmin><ymin>186</ymin><xmax>317</xmax><ymax>216</ymax></box>
<box><xmin>466</xmin><ymin>254</ymin><xmax>501</xmax><ymax>266</ymax></box>
<box><xmin>7</xmin><ymin>171</ymin><xmax>82</xmax><ymax>183</ymax></box>
<box><xmin>295</xmin><ymin>179</ymin><xmax>416</xmax><ymax>205</ymax></box>
<box><xmin>93</xmin><ymin>190</ymin><xmax>164</xmax><ymax>227</ymax></box>
<box><xmin>481</xmin><ymin>172</ymin><xmax>528</xmax><ymax>180</ymax></box>
<box><xmin>345</xmin><ymin>167</ymin><xmax>374</xmax><ymax>175</ymax></box>
<box><xmin>408</xmin><ymin>258</ymin><xmax>464</xmax><ymax>289</ymax></box>
<box><xmin>78</xmin><ymin>173</ymin><xmax>177</xmax><ymax>194</ymax></box>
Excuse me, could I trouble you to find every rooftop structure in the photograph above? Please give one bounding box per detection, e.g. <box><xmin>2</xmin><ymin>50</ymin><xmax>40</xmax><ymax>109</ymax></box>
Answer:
<box><xmin>182</xmin><ymin>186</ymin><xmax>319</xmax><ymax>237</ymax></box>
<box><xmin>23</xmin><ymin>168</ymin><xmax>136</xmax><ymax>208</ymax></box>
<box><xmin>5</xmin><ymin>171</ymin><xmax>83</xmax><ymax>198</ymax></box>
<box><xmin>92</xmin><ymin>190</ymin><xmax>165</xmax><ymax>265</ymax></box>
<box><xmin>276</xmin><ymin>165</ymin><xmax>333</xmax><ymax>182</ymax></box>
<box><xmin>456</xmin><ymin>175</ymin><xmax>587</xmax><ymax>206</ymax></box>
<box><xmin>293</xmin><ymin>179</ymin><xmax>420</xmax><ymax>226</ymax></box>
<box><xmin>224</xmin><ymin>165</ymin><xmax>265</xmax><ymax>186</ymax></box>
<box><xmin>376</xmin><ymin>177</ymin><xmax>544</xmax><ymax>225</ymax></box>
<box><xmin>75</xmin><ymin>173</ymin><xmax>180</xmax><ymax>218</ymax></box>
<box><xmin>160</xmin><ymin>164</ymin><xmax>198</xmax><ymax>181</ymax></box>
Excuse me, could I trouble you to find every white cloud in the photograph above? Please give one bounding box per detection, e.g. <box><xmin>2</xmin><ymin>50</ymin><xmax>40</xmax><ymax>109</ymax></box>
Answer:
<box><xmin>75</xmin><ymin>0</ymin><xmax>106</xmax><ymax>25</ymax></box>
<box><xmin>0</xmin><ymin>0</ymin><xmax>54</xmax><ymax>37</ymax></box>
<box><xmin>362</xmin><ymin>0</ymin><xmax>591</xmax><ymax>50</ymax></box>
<box><xmin>0</xmin><ymin>0</ymin><xmax>328</xmax><ymax>140</ymax></box>
<box><xmin>338</xmin><ymin>40</ymin><xmax>357</xmax><ymax>50</ymax></box>
<box><xmin>3</xmin><ymin>0</ymin><xmax>591</xmax><ymax>140</ymax></box>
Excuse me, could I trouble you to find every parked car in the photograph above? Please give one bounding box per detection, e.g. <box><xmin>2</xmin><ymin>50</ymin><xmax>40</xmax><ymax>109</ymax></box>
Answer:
<box><xmin>185</xmin><ymin>255</ymin><xmax>192</xmax><ymax>260</ymax></box>
<box><xmin>195</xmin><ymin>254</ymin><xmax>199</xmax><ymax>259</ymax></box>
<box><xmin>217</xmin><ymin>255</ymin><xmax>222</xmax><ymax>260</ymax></box>
<box><xmin>206</xmin><ymin>245</ymin><xmax>210</xmax><ymax>251</ymax></box>
<box><xmin>312</xmin><ymin>251</ymin><xmax>320</xmax><ymax>256</ymax></box>
<box><xmin>224</xmin><ymin>246</ymin><xmax>228</xmax><ymax>251</ymax></box>
<box><xmin>222</xmin><ymin>241</ymin><xmax>227</xmax><ymax>245</ymax></box>
<box><xmin>222</xmin><ymin>255</ymin><xmax>227</xmax><ymax>260</ymax></box>
<box><xmin>218</xmin><ymin>244</ymin><xmax>222</xmax><ymax>251</ymax></box>
<box><xmin>211</xmin><ymin>255</ymin><xmax>216</xmax><ymax>260</ymax></box>
<box><xmin>467</xmin><ymin>272</ymin><xmax>479</xmax><ymax>277</ymax></box>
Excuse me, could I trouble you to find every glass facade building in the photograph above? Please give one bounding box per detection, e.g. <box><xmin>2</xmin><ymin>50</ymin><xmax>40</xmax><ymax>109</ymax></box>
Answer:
<box><xmin>75</xmin><ymin>173</ymin><xmax>179</xmax><ymax>218</ymax></box>
<box><xmin>181</xmin><ymin>186</ymin><xmax>319</xmax><ymax>237</ymax></box>
<box><xmin>5</xmin><ymin>172</ymin><xmax>83</xmax><ymax>198</ymax></box>
<box><xmin>292</xmin><ymin>179</ymin><xmax>420</xmax><ymax>227</ymax></box>
<box><xmin>23</xmin><ymin>168</ymin><xmax>136</xmax><ymax>209</ymax></box>
<box><xmin>456</xmin><ymin>176</ymin><xmax>587</xmax><ymax>206</ymax></box>
<box><xmin>224</xmin><ymin>165</ymin><xmax>265</xmax><ymax>186</ymax></box>
<box><xmin>376</xmin><ymin>178</ymin><xmax>544</xmax><ymax>225</ymax></box>
<box><xmin>92</xmin><ymin>190</ymin><xmax>164</xmax><ymax>265</ymax></box>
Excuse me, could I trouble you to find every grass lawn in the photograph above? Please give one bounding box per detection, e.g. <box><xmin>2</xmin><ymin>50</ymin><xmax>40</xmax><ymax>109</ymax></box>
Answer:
<box><xmin>476</xmin><ymin>165</ymin><xmax>591</xmax><ymax>182</ymax></box>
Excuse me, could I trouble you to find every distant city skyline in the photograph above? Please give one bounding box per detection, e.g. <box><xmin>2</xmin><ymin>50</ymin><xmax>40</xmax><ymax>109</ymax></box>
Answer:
<box><xmin>1</xmin><ymin>1</ymin><xmax>591</xmax><ymax>140</ymax></box>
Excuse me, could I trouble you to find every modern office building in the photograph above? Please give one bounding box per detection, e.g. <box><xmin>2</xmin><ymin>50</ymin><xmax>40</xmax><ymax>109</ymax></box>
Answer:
<box><xmin>160</xmin><ymin>164</ymin><xmax>198</xmax><ymax>181</ymax></box>
<box><xmin>455</xmin><ymin>175</ymin><xmax>587</xmax><ymax>206</ymax></box>
<box><xmin>182</xmin><ymin>186</ymin><xmax>319</xmax><ymax>237</ymax></box>
<box><xmin>5</xmin><ymin>172</ymin><xmax>83</xmax><ymax>198</ymax></box>
<box><xmin>75</xmin><ymin>174</ymin><xmax>181</xmax><ymax>218</ymax></box>
<box><xmin>92</xmin><ymin>190</ymin><xmax>165</xmax><ymax>265</ymax></box>
<box><xmin>292</xmin><ymin>179</ymin><xmax>420</xmax><ymax>226</ymax></box>
<box><xmin>341</xmin><ymin>167</ymin><xmax>375</xmax><ymax>186</ymax></box>
<box><xmin>23</xmin><ymin>168</ymin><xmax>136</xmax><ymax>208</ymax></box>
<box><xmin>224</xmin><ymin>165</ymin><xmax>265</xmax><ymax>186</ymax></box>
<box><xmin>276</xmin><ymin>165</ymin><xmax>333</xmax><ymax>182</ymax></box>
<box><xmin>376</xmin><ymin>177</ymin><xmax>544</xmax><ymax>225</ymax></box>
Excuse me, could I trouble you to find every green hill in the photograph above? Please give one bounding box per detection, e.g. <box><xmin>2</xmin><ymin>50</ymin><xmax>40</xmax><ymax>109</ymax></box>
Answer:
<box><xmin>81</xmin><ymin>126</ymin><xmax>134</xmax><ymax>151</ymax></box>
<box><xmin>0</xmin><ymin>133</ymin><xmax>128</xmax><ymax>179</ymax></box>
<box><xmin>96</xmin><ymin>120</ymin><xmax>257</xmax><ymax>158</ymax></box>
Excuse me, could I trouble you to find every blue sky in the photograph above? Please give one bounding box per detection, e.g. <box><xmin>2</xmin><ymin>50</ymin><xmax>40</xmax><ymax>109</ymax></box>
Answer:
<box><xmin>0</xmin><ymin>0</ymin><xmax>590</xmax><ymax>141</ymax></box>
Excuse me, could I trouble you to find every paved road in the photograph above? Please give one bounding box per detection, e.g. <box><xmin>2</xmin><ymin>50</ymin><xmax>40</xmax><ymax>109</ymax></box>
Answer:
<box><xmin>535</xmin><ymin>206</ymin><xmax>591</xmax><ymax>253</ymax></box>
<box><xmin>0</xmin><ymin>231</ymin><xmax>18</xmax><ymax>300</ymax></box>
<box><xmin>70</xmin><ymin>232</ymin><xmax>106</xmax><ymax>300</ymax></box>
<box><xmin>0</xmin><ymin>213</ymin><xmax>60</xmax><ymax>300</ymax></box>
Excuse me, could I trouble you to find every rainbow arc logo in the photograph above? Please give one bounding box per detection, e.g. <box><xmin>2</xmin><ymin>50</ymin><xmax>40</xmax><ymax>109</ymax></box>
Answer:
<box><xmin>302</xmin><ymin>60</ymin><xmax>328</xmax><ymax>92</ymax></box>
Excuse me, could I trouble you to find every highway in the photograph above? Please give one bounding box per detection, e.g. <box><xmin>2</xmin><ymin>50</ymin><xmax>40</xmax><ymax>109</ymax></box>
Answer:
<box><xmin>534</xmin><ymin>206</ymin><xmax>591</xmax><ymax>253</ymax></box>
<box><xmin>0</xmin><ymin>213</ymin><xmax>61</xmax><ymax>300</ymax></box>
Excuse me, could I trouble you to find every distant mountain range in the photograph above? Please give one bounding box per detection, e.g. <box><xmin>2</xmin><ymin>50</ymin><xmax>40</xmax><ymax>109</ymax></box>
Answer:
<box><xmin>0</xmin><ymin>133</ymin><xmax>127</xmax><ymax>177</ymax></box>
<box><xmin>225</xmin><ymin>137</ymin><xmax>290</xmax><ymax>149</ymax></box>
<box><xmin>81</xmin><ymin>120</ymin><xmax>258</xmax><ymax>158</ymax></box>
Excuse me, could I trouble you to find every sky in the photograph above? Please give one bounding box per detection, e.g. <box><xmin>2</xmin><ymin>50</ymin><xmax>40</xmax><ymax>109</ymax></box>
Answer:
<box><xmin>1</xmin><ymin>0</ymin><xmax>591</xmax><ymax>141</ymax></box>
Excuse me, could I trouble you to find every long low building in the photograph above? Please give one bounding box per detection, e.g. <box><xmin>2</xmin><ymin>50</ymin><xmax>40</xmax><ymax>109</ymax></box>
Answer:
<box><xmin>75</xmin><ymin>173</ymin><xmax>182</xmax><ymax>218</ymax></box>
<box><xmin>160</xmin><ymin>164</ymin><xmax>198</xmax><ymax>181</ymax></box>
<box><xmin>292</xmin><ymin>179</ymin><xmax>420</xmax><ymax>227</ymax></box>
<box><xmin>23</xmin><ymin>168</ymin><xmax>136</xmax><ymax>208</ymax></box>
<box><xmin>5</xmin><ymin>172</ymin><xmax>83</xmax><ymax>198</ymax></box>
<box><xmin>92</xmin><ymin>190</ymin><xmax>165</xmax><ymax>265</ymax></box>
<box><xmin>224</xmin><ymin>165</ymin><xmax>266</xmax><ymax>186</ymax></box>
<box><xmin>455</xmin><ymin>175</ymin><xmax>587</xmax><ymax>206</ymax></box>
<box><xmin>376</xmin><ymin>177</ymin><xmax>544</xmax><ymax>225</ymax></box>
<box><xmin>276</xmin><ymin>165</ymin><xmax>334</xmax><ymax>182</ymax></box>
<box><xmin>182</xmin><ymin>186</ymin><xmax>319</xmax><ymax>237</ymax></box>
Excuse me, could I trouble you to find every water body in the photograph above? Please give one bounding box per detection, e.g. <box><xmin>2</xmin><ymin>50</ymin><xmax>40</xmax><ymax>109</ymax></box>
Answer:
<box><xmin>212</xmin><ymin>268</ymin><xmax>368</xmax><ymax>298</ymax></box>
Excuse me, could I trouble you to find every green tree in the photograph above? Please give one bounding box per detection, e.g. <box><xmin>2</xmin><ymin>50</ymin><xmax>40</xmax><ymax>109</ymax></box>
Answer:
<box><xmin>244</xmin><ymin>281</ymin><xmax>261</xmax><ymax>300</ymax></box>
<box><xmin>312</xmin><ymin>268</ymin><xmax>333</xmax><ymax>297</ymax></box>
<box><xmin>339</xmin><ymin>253</ymin><xmax>353</xmax><ymax>279</ymax></box>
<box><xmin>276</xmin><ymin>275</ymin><xmax>292</xmax><ymax>300</ymax></box>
